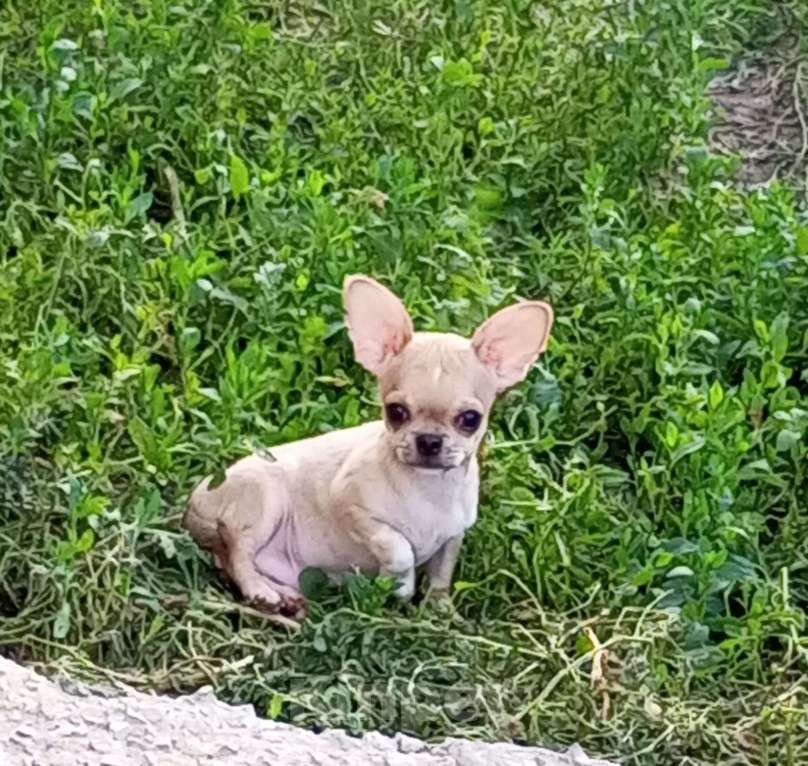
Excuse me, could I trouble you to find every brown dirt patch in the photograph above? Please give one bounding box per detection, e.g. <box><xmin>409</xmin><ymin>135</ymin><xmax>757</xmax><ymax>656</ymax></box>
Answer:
<box><xmin>708</xmin><ymin>20</ymin><xmax>807</xmax><ymax>191</ymax></box>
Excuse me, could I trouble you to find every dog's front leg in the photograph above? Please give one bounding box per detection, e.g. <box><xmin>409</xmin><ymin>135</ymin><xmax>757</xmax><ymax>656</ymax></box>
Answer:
<box><xmin>346</xmin><ymin>507</ymin><xmax>416</xmax><ymax>599</ymax></box>
<box><xmin>425</xmin><ymin>534</ymin><xmax>464</xmax><ymax>600</ymax></box>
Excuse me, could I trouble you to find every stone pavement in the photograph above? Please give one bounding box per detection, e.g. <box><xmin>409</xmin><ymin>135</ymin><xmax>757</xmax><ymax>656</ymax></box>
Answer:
<box><xmin>0</xmin><ymin>658</ymin><xmax>617</xmax><ymax>766</ymax></box>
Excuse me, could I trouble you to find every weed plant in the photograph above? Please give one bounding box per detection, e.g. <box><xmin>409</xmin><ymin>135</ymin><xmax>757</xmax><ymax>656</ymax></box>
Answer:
<box><xmin>1</xmin><ymin>1</ymin><xmax>807</xmax><ymax>763</ymax></box>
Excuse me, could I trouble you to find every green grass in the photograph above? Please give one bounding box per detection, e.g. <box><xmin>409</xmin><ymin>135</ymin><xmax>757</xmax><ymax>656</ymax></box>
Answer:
<box><xmin>1</xmin><ymin>0</ymin><xmax>807</xmax><ymax>763</ymax></box>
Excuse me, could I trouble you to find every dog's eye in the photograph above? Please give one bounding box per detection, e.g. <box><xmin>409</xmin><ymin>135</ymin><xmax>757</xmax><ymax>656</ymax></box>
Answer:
<box><xmin>456</xmin><ymin>410</ymin><xmax>482</xmax><ymax>433</ymax></box>
<box><xmin>385</xmin><ymin>403</ymin><xmax>410</xmax><ymax>427</ymax></box>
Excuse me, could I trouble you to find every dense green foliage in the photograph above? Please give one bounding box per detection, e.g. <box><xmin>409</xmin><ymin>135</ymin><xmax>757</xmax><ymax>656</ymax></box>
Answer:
<box><xmin>1</xmin><ymin>1</ymin><xmax>807</xmax><ymax>763</ymax></box>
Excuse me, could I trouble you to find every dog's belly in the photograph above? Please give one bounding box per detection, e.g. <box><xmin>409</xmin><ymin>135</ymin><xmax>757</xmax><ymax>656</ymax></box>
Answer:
<box><xmin>252</xmin><ymin>500</ymin><xmax>467</xmax><ymax>586</ymax></box>
<box><xmin>401</xmin><ymin>505</ymin><xmax>470</xmax><ymax>566</ymax></box>
<box><xmin>254</xmin><ymin>545</ymin><xmax>301</xmax><ymax>588</ymax></box>
<box><xmin>252</xmin><ymin>510</ymin><xmax>308</xmax><ymax>588</ymax></box>
<box><xmin>251</xmin><ymin>504</ymin><xmax>379</xmax><ymax>588</ymax></box>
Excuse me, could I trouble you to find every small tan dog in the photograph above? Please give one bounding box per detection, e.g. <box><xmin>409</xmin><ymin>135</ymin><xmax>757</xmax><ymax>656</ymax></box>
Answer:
<box><xmin>184</xmin><ymin>275</ymin><xmax>553</xmax><ymax>618</ymax></box>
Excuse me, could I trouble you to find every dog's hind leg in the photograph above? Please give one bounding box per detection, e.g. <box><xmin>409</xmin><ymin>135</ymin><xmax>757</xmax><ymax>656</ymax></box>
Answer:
<box><xmin>186</xmin><ymin>458</ymin><xmax>306</xmax><ymax>618</ymax></box>
<box><xmin>223</xmin><ymin>529</ymin><xmax>304</xmax><ymax>616</ymax></box>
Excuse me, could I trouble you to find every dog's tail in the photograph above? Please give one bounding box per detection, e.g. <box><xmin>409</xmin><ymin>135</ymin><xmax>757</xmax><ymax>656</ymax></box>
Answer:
<box><xmin>183</xmin><ymin>476</ymin><xmax>221</xmax><ymax>550</ymax></box>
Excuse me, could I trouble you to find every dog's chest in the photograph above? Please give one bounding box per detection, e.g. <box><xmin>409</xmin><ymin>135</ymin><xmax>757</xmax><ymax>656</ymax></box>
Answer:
<box><xmin>387</xmin><ymin>476</ymin><xmax>477</xmax><ymax>565</ymax></box>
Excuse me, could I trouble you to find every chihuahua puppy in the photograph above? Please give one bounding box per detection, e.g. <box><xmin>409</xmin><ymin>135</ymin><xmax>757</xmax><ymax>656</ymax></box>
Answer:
<box><xmin>184</xmin><ymin>275</ymin><xmax>553</xmax><ymax>618</ymax></box>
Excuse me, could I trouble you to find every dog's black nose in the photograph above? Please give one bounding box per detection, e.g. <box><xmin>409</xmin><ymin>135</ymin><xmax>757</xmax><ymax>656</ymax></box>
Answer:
<box><xmin>415</xmin><ymin>433</ymin><xmax>443</xmax><ymax>458</ymax></box>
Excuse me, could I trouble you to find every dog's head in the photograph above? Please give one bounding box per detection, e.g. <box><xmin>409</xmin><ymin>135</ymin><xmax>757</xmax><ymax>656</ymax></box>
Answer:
<box><xmin>344</xmin><ymin>275</ymin><xmax>554</xmax><ymax>471</ymax></box>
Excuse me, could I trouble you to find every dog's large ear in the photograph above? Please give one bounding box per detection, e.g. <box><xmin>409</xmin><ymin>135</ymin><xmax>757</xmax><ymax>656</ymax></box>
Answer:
<box><xmin>344</xmin><ymin>275</ymin><xmax>414</xmax><ymax>375</ymax></box>
<box><xmin>472</xmin><ymin>301</ymin><xmax>554</xmax><ymax>392</ymax></box>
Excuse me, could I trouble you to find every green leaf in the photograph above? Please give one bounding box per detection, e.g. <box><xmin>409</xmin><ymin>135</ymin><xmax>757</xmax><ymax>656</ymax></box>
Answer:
<box><xmin>268</xmin><ymin>693</ymin><xmax>284</xmax><ymax>719</ymax></box>
<box><xmin>509</xmin><ymin>486</ymin><xmax>536</xmax><ymax>503</ymax></box>
<box><xmin>770</xmin><ymin>314</ymin><xmax>789</xmax><ymax>362</ymax></box>
<box><xmin>666</xmin><ymin>566</ymin><xmax>694</xmax><ymax>578</ymax></box>
<box><xmin>57</xmin><ymin>152</ymin><xmax>83</xmax><ymax>171</ymax></box>
<box><xmin>52</xmin><ymin>38</ymin><xmax>79</xmax><ymax>51</ymax></box>
<box><xmin>796</xmin><ymin>227</ymin><xmax>808</xmax><ymax>255</ymax></box>
<box><xmin>664</xmin><ymin>421</ymin><xmax>679</xmax><ymax>448</ymax></box>
<box><xmin>198</xmin><ymin>387</ymin><xmax>221</xmax><ymax>402</ymax></box>
<box><xmin>442</xmin><ymin>58</ymin><xmax>482</xmax><ymax>87</ymax></box>
<box><xmin>662</xmin><ymin>538</ymin><xmax>700</xmax><ymax>555</ymax></box>
<box><xmin>474</xmin><ymin>184</ymin><xmax>503</xmax><ymax>210</ymax></box>
<box><xmin>229</xmin><ymin>154</ymin><xmax>250</xmax><ymax>199</ymax></box>
<box><xmin>693</xmin><ymin>329</ymin><xmax>719</xmax><ymax>345</ymax></box>
<box><xmin>209</xmin><ymin>286</ymin><xmax>248</xmax><ymax>313</ymax></box>
<box><xmin>760</xmin><ymin>360</ymin><xmax>783</xmax><ymax>389</ymax></box>
<box><xmin>671</xmin><ymin>435</ymin><xmax>706</xmax><ymax>465</ymax></box>
<box><xmin>478</xmin><ymin>116</ymin><xmax>496</xmax><ymax>136</ymax></box>
<box><xmin>208</xmin><ymin>465</ymin><xmax>227</xmax><ymax>489</ymax></box>
<box><xmin>654</xmin><ymin>551</ymin><xmax>673</xmax><ymax>568</ymax></box>
<box><xmin>158</xmin><ymin>533</ymin><xmax>176</xmax><ymax>559</ymax></box>
<box><xmin>312</xmin><ymin>633</ymin><xmax>327</xmax><ymax>652</ymax></box>
<box><xmin>109</xmin><ymin>78</ymin><xmax>144</xmax><ymax>103</ymax></box>
<box><xmin>135</xmin><ymin>487</ymin><xmax>162</xmax><ymax>527</ymax></box>
<box><xmin>698</xmin><ymin>56</ymin><xmax>729</xmax><ymax>72</ymax></box>
<box><xmin>711</xmin><ymin>556</ymin><xmax>759</xmax><ymax>587</ymax></box>
<box><xmin>251</xmin><ymin>22</ymin><xmax>273</xmax><ymax>42</ymax></box>
<box><xmin>128</xmin><ymin>192</ymin><xmax>153</xmax><ymax>219</ymax></box>
<box><xmin>76</xmin><ymin>528</ymin><xmax>95</xmax><ymax>553</ymax></box>
<box><xmin>299</xmin><ymin>568</ymin><xmax>329</xmax><ymax>600</ymax></box>
<box><xmin>632</xmin><ymin>566</ymin><xmax>654</xmax><ymax>586</ymax></box>
<box><xmin>305</xmin><ymin>169</ymin><xmax>326</xmax><ymax>196</ymax></box>
<box><xmin>776</xmin><ymin>429</ymin><xmax>801</xmax><ymax>452</ymax></box>
<box><xmin>143</xmin><ymin>614</ymin><xmax>165</xmax><ymax>643</ymax></box>
<box><xmin>684</xmin><ymin>622</ymin><xmax>710</xmax><ymax>649</ymax></box>
<box><xmin>180</xmin><ymin>326</ymin><xmax>201</xmax><ymax>355</ymax></box>
<box><xmin>194</xmin><ymin>167</ymin><xmax>213</xmax><ymax>184</ymax></box>
<box><xmin>53</xmin><ymin>601</ymin><xmax>71</xmax><ymax>639</ymax></box>
<box><xmin>708</xmin><ymin>380</ymin><xmax>724</xmax><ymax>410</ymax></box>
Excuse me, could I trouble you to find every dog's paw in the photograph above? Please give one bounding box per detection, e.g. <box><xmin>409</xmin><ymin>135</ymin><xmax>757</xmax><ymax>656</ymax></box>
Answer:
<box><xmin>426</xmin><ymin>586</ymin><xmax>451</xmax><ymax>601</ymax></box>
<box><xmin>392</xmin><ymin>570</ymin><xmax>416</xmax><ymax>601</ymax></box>
<box><xmin>423</xmin><ymin>588</ymin><xmax>456</xmax><ymax>617</ymax></box>
<box><xmin>243</xmin><ymin>584</ymin><xmax>283</xmax><ymax>611</ymax></box>
<box><xmin>279</xmin><ymin>594</ymin><xmax>308</xmax><ymax>620</ymax></box>
<box><xmin>245</xmin><ymin>589</ymin><xmax>307</xmax><ymax>623</ymax></box>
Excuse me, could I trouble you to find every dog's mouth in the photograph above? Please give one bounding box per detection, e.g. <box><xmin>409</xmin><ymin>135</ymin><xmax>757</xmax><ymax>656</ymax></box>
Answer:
<box><xmin>396</xmin><ymin>451</ymin><xmax>462</xmax><ymax>472</ymax></box>
<box><xmin>413</xmin><ymin>460</ymin><xmax>451</xmax><ymax>471</ymax></box>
